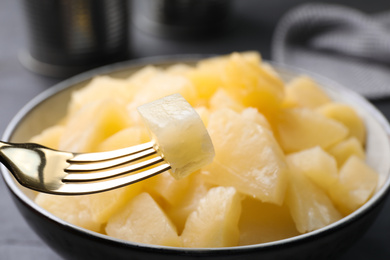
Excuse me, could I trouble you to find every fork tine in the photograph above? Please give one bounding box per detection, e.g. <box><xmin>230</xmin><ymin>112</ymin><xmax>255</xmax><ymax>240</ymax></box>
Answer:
<box><xmin>55</xmin><ymin>163</ymin><xmax>171</xmax><ymax>195</ymax></box>
<box><xmin>63</xmin><ymin>156</ymin><xmax>165</xmax><ymax>182</ymax></box>
<box><xmin>66</xmin><ymin>148</ymin><xmax>157</xmax><ymax>172</ymax></box>
<box><xmin>69</xmin><ymin>141</ymin><xmax>155</xmax><ymax>162</ymax></box>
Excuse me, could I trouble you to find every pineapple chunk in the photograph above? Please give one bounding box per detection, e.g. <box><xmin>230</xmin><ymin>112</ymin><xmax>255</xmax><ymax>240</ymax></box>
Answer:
<box><xmin>221</xmin><ymin>53</ymin><xmax>285</xmax><ymax>120</ymax></box>
<box><xmin>275</xmin><ymin>108</ymin><xmax>348</xmax><ymax>153</ymax></box>
<box><xmin>286</xmin><ymin>146</ymin><xmax>338</xmax><ymax>192</ymax></box>
<box><xmin>241</xmin><ymin>107</ymin><xmax>272</xmax><ymax>130</ymax></box>
<box><xmin>196</xmin><ymin>53</ymin><xmax>231</xmax><ymax>72</ymax></box>
<box><xmin>29</xmin><ymin>125</ymin><xmax>64</xmax><ymax>149</ymax></box>
<box><xmin>180</xmin><ymin>186</ymin><xmax>241</xmax><ymax>248</ymax></box>
<box><xmin>187</xmin><ymin>69</ymin><xmax>221</xmax><ymax>101</ymax></box>
<box><xmin>209</xmin><ymin>88</ymin><xmax>244</xmax><ymax>113</ymax></box>
<box><xmin>59</xmin><ymin>99</ymin><xmax>130</xmax><ymax>152</ymax></box>
<box><xmin>126</xmin><ymin>71</ymin><xmax>199</xmax><ymax>124</ymax></box>
<box><xmin>126</xmin><ymin>65</ymin><xmax>160</xmax><ymax>86</ymax></box>
<box><xmin>202</xmin><ymin>108</ymin><xmax>288</xmax><ymax>205</ymax></box>
<box><xmin>97</xmin><ymin>126</ymin><xmax>149</xmax><ymax>152</ymax></box>
<box><xmin>194</xmin><ymin>106</ymin><xmax>210</xmax><ymax>127</ymax></box>
<box><xmin>131</xmin><ymin>71</ymin><xmax>198</xmax><ymax>107</ymax></box>
<box><xmin>166</xmin><ymin>64</ymin><xmax>192</xmax><ymax>75</ymax></box>
<box><xmin>105</xmin><ymin>192</ymin><xmax>181</xmax><ymax>247</ymax></box>
<box><xmin>286</xmin><ymin>161</ymin><xmax>342</xmax><ymax>233</ymax></box>
<box><xmin>317</xmin><ymin>103</ymin><xmax>366</xmax><ymax>145</ymax></box>
<box><xmin>35</xmin><ymin>184</ymin><xmax>143</xmax><ymax>228</ymax></box>
<box><xmin>137</xmin><ymin>93</ymin><xmax>215</xmax><ymax>180</ymax></box>
<box><xmin>283</xmin><ymin>76</ymin><xmax>331</xmax><ymax>108</ymax></box>
<box><xmin>83</xmin><ymin>183</ymin><xmax>143</xmax><ymax>224</ymax></box>
<box><xmin>329</xmin><ymin>156</ymin><xmax>378</xmax><ymax>215</ymax></box>
<box><xmin>144</xmin><ymin>171</ymin><xmax>191</xmax><ymax>206</ymax></box>
<box><xmin>241</xmin><ymin>51</ymin><xmax>262</xmax><ymax>64</ymax></box>
<box><xmin>35</xmin><ymin>194</ymin><xmax>102</xmax><ymax>232</ymax></box>
<box><xmin>67</xmin><ymin>76</ymin><xmax>135</xmax><ymax>117</ymax></box>
<box><xmin>239</xmin><ymin>197</ymin><xmax>299</xmax><ymax>245</ymax></box>
<box><xmin>164</xmin><ymin>173</ymin><xmax>210</xmax><ymax>233</ymax></box>
<box><xmin>327</xmin><ymin>137</ymin><xmax>365</xmax><ymax>167</ymax></box>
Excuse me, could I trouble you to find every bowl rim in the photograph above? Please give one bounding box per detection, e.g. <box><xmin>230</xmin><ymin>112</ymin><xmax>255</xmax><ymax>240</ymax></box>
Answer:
<box><xmin>2</xmin><ymin>54</ymin><xmax>390</xmax><ymax>253</ymax></box>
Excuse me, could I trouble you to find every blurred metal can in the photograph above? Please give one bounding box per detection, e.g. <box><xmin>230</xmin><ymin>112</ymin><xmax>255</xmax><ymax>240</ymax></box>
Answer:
<box><xmin>133</xmin><ymin>0</ymin><xmax>232</xmax><ymax>38</ymax></box>
<box><xmin>19</xmin><ymin>0</ymin><xmax>129</xmax><ymax>78</ymax></box>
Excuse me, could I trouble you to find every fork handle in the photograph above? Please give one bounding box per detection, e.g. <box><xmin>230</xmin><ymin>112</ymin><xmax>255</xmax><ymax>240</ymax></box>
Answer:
<box><xmin>0</xmin><ymin>141</ymin><xmax>26</xmax><ymax>185</ymax></box>
<box><xmin>0</xmin><ymin>141</ymin><xmax>57</xmax><ymax>189</ymax></box>
<box><xmin>0</xmin><ymin>141</ymin><xmax>39</xmax><ymax>184</ymax></box>
<box><xmin>0</xmin><ymin>141</ymin><xmax>11</xmax><ymax>162</ymax></box>
<box><xmin>0</xmin><ymin>141</ymin><xmax>7</xmax><ymax>149</ymax></box>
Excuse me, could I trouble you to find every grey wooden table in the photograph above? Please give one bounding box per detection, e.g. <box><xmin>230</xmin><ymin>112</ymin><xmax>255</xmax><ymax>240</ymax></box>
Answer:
<box><xmin>1</xmin><ymin>0</ymin><xmax>390</xmax><ymax>259</ymax></box>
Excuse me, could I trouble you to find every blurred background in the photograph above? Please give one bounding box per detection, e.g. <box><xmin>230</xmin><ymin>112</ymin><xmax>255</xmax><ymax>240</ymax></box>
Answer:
<box><xmin>1</xmin><ymin>0</ymin><xmax>390</xmax><ymax>259</ymax></box>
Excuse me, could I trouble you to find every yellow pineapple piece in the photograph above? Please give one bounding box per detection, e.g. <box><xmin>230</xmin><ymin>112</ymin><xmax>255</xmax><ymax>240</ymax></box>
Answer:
<box><xmin>317</xmin><ymin>103</ymin><xmax>366</xmax><ymax>145</ymax></box>
<box><xmin>194</xmin><ymin>106</ymin><xmax>210</xmax><ymax>127</ymax></box>
<box><xmin>130</xmin><ymin>71</ymin><xmax>198</xmax><ymax>108</ymax></box>
<box><xmin>328</xmin><ymin>137</ymin><xmax>365</xmax><ymax>167</ymax></box>
<box><xmin>125</xmin><ymin>70</ymin><xmax>200</xmax><ymax>128</ymax></box>
<box><xmin>35</xmin><ymin>193</ymin><xmax>102</xmax><ymax>232</ymax></box>
<box><xmin>165</xmin><ymin>173</ymin><xmax>210</xmax><ymax>233</ymax></box>
<box><xmin>239</xmin><ymin>197</ymin><xmax>299</xmax><ymax>245</ymax></box>
<box><xmin>196</xmin><ymin>51</ymin><xmax>261</xmax><ymax>71</ymax></box>
<box><xmin>202</xmin><ymin>108</ymin><xmax>288</xmax><ymax>205</ymax></box>
<box><xmin>126</xmin><ymin>65</ymin><xmax>160</xmax><ymax>86</ymax></box>
<box><xmin>137</xmin><ymin>93</ymin><xmax>215</xmax><ymax>180</ymax></box>
<box><xmin>97</xmin><ymin>126</ymin><xmax>149</xmax><ymax>152</ymax></box>
<box><xmin>106</xmin><ymin>192</ymin><xmax>181</xmax><ymax>247</ymax></box>
<box><xmin>286</xmin><ymin>146</ymin><xmax>338</xmax><ymax>192</ymax></box>
<box><xmin>83</xmin><ymin>183</ymin><xmax>144</xmax><ymax>224</ymax></box>
<box><xmin>144</xmin><ymin>171</ymin><xmax>191</xmax><ymax>206</ymax></box>
<box><xmin>283</xmin><ymin>76</ymin><xmax>331</xmax><ymax>109</ymax></box>
<box><xmin>221</xmin><ymin>53</ymin><xmax>285</xmax><ymax>120</ymax></box>
<box><xmin>189</xmin><ymin>51</ymin><xmax>263</xmax><ymax>108</ymax></box>
<box><xmin>166</xmin><ymin>63</ymin><xmax>192</xmax><ymax>75</ymax></box>
<box><xmin>67</xmin><ymin>76</ymin><xmax>135</xmax><ymax>117</ymax></box>
<box><xmin>29</xmin><ymin>125</ymin><xmax>64</xmax><ymax>149</ymax></box>
<box><xmin>196</xmin><ymin>54</ymin><xmax>230</xmax><ymax>72</ymax></box>
<box><xmin>286</xmin><ymin>161</ymin><xmax>342</xmax><ymax>233</ymax></box>
<box><xmin>187</xmin><ymin>69</ymin><xmax>221</xmax><ymax>102</ymax></box>
<box><xmin>275</xmin><ymin>108</ymin><xmax>348</xmax><ymax>153</ymax></box>
<box><xmin>209</xmin><ymin>88</ymin><xmax>244</xmax><ymax>113</ymax></box>
<box><xmin>180</xmin><ymin>186</ymin><xmax>241</xmax><ymax>248</ymax></box>
<box><xmin>59</xmin><ymin>99</ymin><xmax>130</xmax><ymax>152</ymax></box>
<box><xmin>329</xmin><ymin>156</ymin><xmax>378</xmax><ymax>215</ymax></box>
<box><xmin>200</xmin><ymin>51</ymin><xmax>262</xmax><ymax>69</ymax></box>
<box><xmin>241</xmin><ymin>51</ymin><xmax>262</xmax><ymax>64</ymax></box>
<box><xmin>241</xmin><ymin>107</ymin><xmax>272</xmax><ymax>130</ymax></box>
<box><xmin>35</xmin><ymin>185</ymin><xmax>143</xmax><ymax>229</ymax></box>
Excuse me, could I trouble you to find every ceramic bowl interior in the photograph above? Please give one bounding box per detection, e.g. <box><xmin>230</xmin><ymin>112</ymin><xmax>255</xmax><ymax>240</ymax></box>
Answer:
<box><xmin>2</xmin><ymin>56</ymin><xmax>390</xmax><ymax>260</ymax></box>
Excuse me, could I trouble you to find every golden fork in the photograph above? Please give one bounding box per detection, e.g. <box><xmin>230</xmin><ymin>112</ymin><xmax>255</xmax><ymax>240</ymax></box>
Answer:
<box><xmin>0</xmin><ymin>141</ymin><xmax>170</xmax><ymax>195</ymax></box>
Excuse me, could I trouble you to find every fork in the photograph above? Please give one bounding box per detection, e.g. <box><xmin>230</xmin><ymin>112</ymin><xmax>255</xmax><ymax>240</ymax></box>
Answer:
<box><xmin>0</xmin><ymin>140</ymin><xmax>171</xmax><ymax>195</ymax></box>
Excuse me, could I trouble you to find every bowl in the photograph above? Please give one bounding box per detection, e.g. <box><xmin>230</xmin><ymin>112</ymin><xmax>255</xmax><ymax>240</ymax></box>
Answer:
<box><xmin>2</xmin><ymin>55</ymin><xmax>390</xmax><ymax>260</ymax></box>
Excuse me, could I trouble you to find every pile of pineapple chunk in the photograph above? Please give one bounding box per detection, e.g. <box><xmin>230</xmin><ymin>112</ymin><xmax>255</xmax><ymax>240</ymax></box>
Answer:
<box><xmin>31</xmin><ymin>52</ymin><xmax>378</xmax><ymax>248</ymax></box>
